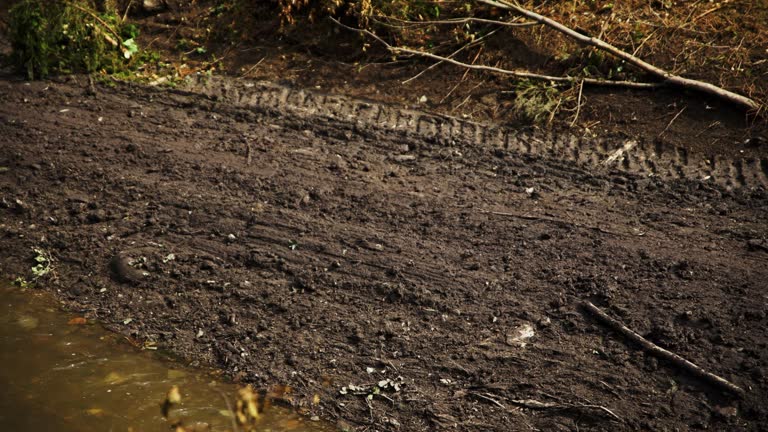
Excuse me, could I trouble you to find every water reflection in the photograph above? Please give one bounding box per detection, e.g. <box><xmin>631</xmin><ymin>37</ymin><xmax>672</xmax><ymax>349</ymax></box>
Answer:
<box><xmin>0</xmin><ymin>284</ymin><xmax>334</xmax><ymax>432</ymax></box>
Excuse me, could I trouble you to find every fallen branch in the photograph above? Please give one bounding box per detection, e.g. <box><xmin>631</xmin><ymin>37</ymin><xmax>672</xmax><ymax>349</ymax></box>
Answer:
<box><xmin>377</xmin><ymin>16</ymin><xmax>540</xmax><ymax>28</ymax></box>
<box><xmin>392</xmin><ymin>46</ymin><xmax>660</xmax><ymax>88</ymax></box>
<box><xmin>509</xmin><ymin>398</ymin><xmax>623</xmax><ymax>422</ymax></box>
<box><xmin>478</xmin><ymin>0</ymin><xmax>760</xmax><ymax>111</ymax></box>
<box><xmin>480</xmin><ymin>210</ymin><xmax>620</xmax><ymax>236</ymax></box>
<box><xmin>330</xmin><ymin>17</ymin><xmax>659</xmax><ymax>90</ymax></box>
<box><xmin>582</xmin><ymin>301</ymin><xmax>745</xmax><ymax>397</ymax></box>
<box><xmin>403</xmin><ymin>28</ymin><xmax>500</xmax><ymax>84</ymax></box>
<box><xmin>469</xmin><ymin>392</ymin><xmax>623</xmax><ymax>422</ymax></box>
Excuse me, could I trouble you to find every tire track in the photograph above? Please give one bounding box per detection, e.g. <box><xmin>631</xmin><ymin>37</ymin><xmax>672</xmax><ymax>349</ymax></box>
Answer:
<box><xmin>183</xmin><ymin>77</ymin><xmax>766</xmax><ymax>189</ymax></box>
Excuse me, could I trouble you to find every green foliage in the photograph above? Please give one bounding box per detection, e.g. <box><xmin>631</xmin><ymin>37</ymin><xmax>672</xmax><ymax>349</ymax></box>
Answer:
<box><xmin>8</xmin><ymin>0</ymin><xmax>142</xmax><ymax>79</ymax></box>
<box><xmin>512</xmin><ymin>80</ymin><xmax>562</xmax><ymax>124</ymax></box>
<box><xmin>31</xmin><ymin>247</ymin><xmax>54</xmax><ymax>279</ymax></box>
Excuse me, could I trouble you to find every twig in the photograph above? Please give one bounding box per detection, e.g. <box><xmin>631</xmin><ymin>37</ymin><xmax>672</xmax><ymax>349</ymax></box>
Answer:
<box><xmin>403</xmin><ymin>28</ymin><xmax>499</xmax><ymax>85</ymax></box>
<box><xmin>330</xmin><ymin>17</ymin><xmax>659</xmax><ymax>89</ymax></box>
<box><xmin>70</xmin><ymin>3</ymin><xmax>122</xmax><ymax>44</ymax></box>
<box><xmin>381</xmin><ymin>16</ymin><xmax>540</xmax><ymax>28</ymax></box>
<box><xmin>478</xmin><ymin>0</ymin><xmax>760</xmax><ymax>111</ymax></box>
<box><xmin>217</xmin><ymin>390</ymin><xmax>240</xmax><ymax>432</ymax></box>
<box><xmin>603</xmin><ymin>141</ymin><xmax>638</xmax><ymax>165</ymax></box>
<box><xmin>570</xmin><ymin>80</ymin><xmax>584</xmax><ymax>127</ymax></box>
<box><xmin>240</xmin><ymin>57</ymin><xmax>265</xmax><ymax>78</ymax></box>
<box><xmin>509</xmin><ymin>399</ymin><xmax>622</xmax><ymax>422</ymax></box>
<box><xmin>245</xmin><ymin>140</ymin><xmax>253</xmax><ymax>165</ymax></box>
<box><xmin>691</xmin><ymin>0</ymin><xmax>732</xmax><ymax>24</ymax></box>
<box><xmin>546</xmin><ymin>93</ymin><xmax>563</xmax><ymax>125</ymax></box>
<box><xmin>658</xmin><ymin>106</ymin><xmax>687</xmax><ymax>137</ymax></box>
<box><xmin>480</xmin><ymin>210</ymin><xmax>619</xmax><ymax>236</ymax></box>
<box><xmin>579</xmin><ymin>403</ymin><xmax>623</xmax><ymax>423</ymax></box>
<box><xmin>392</xmin><ymin>46</ymin><xmax>658</xmax><ymax>89</ymax></box>
<box><xmin>471</xmin><ymin>392</ymin><xmax>507</xmax><ymax>409</ymax></box>
<box><xmin>121</xmin><ymin>0</ymin><xmax>134</xmax><ymax>23</ymax></box>
<box><xmin>582</xmin><ymin>301</ymin><xmax>745</xmax><ymax>397</ymax></box>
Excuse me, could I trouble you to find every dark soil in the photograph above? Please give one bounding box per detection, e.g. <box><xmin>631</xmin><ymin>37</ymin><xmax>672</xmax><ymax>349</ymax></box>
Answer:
<box><xmin>1</xmin><ymin>70</ymin><xmax>768</xmax><ymax>432</ymax></box>
<box><xmin>1</xmin><ymin>2</ymin><xmax>768</xmax><ymax>429</ymax></box>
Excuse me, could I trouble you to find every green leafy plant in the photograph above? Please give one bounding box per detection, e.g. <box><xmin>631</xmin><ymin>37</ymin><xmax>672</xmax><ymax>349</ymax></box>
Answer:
<box><xmin>9</xmin><ymin>0</ymin><xmax>143</xmax><ymax>78</ymax></box>
<box><xmin>511</xmin><ymin>80</ymin><xmax>563</xmax><ymax>124</ymax></box>
<box><xmin>31</xmin><ymin>247</ymin><xmax>54</xmax><ymax>280</ymax></box>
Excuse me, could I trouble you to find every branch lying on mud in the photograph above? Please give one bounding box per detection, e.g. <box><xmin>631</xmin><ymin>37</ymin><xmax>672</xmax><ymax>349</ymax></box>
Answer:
<box><xmin>391</xmin><ymin>46</ymin><xmax>659</xmax><ymax>88</ymax></box>
<box><xmin>480</xmin><ymin>210</ymin><xmax>621</xmax><ymax>236</ymax></box>
<box><xmin>330</xmin><ymin>17</ymin><xmax>657</xmax><ymax>89</ymax></box>
<box><xmin>582</xmin><ymin>301</ymin><xmax>746</xmax><ymax>397</ymax></box>
<box><xmin>469</xmin><ymin>392</ymin><xmax>623</xmax><ymax>422</ymax></box>
<box><xmin>478</xmin><ymin>0</ymin><xmax>761</xmax><ymax>112</ymax></box>
<box><xmin>375</xmin><ymin>15</ymin><xmax>540</xmax><ymax>28</ymax></box>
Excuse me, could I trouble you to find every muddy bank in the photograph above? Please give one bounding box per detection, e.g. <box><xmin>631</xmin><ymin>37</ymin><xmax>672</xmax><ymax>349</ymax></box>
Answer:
<box><xmin>1</xmin><ymin>74</ymin><xmax>767</xmax><ymax>431</ymax></box>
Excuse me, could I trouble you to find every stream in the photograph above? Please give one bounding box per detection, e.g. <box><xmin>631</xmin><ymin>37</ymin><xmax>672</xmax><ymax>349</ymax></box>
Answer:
<box><xmin>0</xmin><ymin>283</ymin><xmax>335</xmax><ymax>432</ymax></box>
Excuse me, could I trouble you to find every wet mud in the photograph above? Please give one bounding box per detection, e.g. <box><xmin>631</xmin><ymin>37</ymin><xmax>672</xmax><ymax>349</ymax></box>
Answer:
<box><xmin>1</xmin><ymin>74</ymin><xmax>767</xmax><ymax>431</ymax></box>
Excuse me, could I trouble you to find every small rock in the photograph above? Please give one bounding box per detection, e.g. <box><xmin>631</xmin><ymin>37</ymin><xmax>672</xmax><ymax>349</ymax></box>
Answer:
<box><xmin>142</xmin><ymin>0</ymin><xmax>166</xmax><ymax>13</ymax></box>
<box><xmin>744</xmin><ymin>136</ymin><xmax>766</xmax><ymax>148</ymax></box>
<box><xmin>110</xmin><ymin>254</ymin><xmax>144</xmax><ymax>284</ymax></box>
<box><xmin>747</xmin><ymin>239</ymin><xmax>768</xmax><ymax>253</ymax></box>
<box><xmin>506</xmin><ymin>323</ymin><xmax>535</xmax><ymax>347</ymax></box>
<box><xmin>392</xmin><ymin>154</ymin><xmax>417</xmax><ymax>162</ymax></box>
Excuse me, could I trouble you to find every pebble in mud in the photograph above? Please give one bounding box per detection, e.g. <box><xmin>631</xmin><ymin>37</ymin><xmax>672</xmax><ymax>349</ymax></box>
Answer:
<box><xmin>109</xmin><ymin>254</ymin><xmax>144</xmax><ymax>284</ymax></box>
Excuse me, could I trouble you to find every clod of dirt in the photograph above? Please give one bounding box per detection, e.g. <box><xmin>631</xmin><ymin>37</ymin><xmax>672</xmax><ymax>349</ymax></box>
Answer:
<box><xmin>747</xmin><ymin>239</ymin><xmax>768</xmax><ymax>253</ymax></box>
<box><xmin>109</xmin><ymin>254</ymin><xmax>144</xmax><ymax>284</ymax></box>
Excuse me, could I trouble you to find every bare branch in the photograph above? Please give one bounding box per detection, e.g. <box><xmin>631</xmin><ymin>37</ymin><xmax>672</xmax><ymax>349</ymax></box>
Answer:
<box><xmin>331</xmin><ymin>16</ymin><xmax>659</xmax><ymax>90</ymax></box>
<box><xmin>583</xmin><ymin>301</ymin><xmax>745</xmax><ymax>397</ymax></box>
<box><xmin>377</xmin><ymin>15</ymin><xmax>540</xmax><ymax>28</ymax></box>
<box><xmin>402</xmin><ymin>28</ymin><xmax>500</xmax><ymax>84</ymax></box>
<box><xmin>391</xmin><ymin>45</ymin><xmax>660</xmax><ymax>89</ymax></box>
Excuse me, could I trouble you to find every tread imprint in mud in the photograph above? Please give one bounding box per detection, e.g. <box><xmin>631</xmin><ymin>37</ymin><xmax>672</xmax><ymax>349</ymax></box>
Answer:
<box><xmin>185</xmin><ymin>77</ymin><xmax>765</xmax><ymax>189</ymax></box>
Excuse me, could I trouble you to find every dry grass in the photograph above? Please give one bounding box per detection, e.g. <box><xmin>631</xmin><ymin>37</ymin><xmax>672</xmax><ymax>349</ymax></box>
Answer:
<box><xmin>513</xmin><ymin>0</ymin><xmax>768</xmax><ymax>106</ymax></box>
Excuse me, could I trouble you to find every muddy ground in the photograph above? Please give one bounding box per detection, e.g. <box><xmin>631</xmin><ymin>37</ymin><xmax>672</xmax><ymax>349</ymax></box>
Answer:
<box><xmin>1</xmin><ymin>68</ymin><xmax>768</xmax><ymax>432</ymax></box>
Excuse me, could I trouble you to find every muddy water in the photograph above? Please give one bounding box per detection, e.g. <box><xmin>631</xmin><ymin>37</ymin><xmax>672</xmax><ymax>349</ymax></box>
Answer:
<box><xmin>0</xmin><ymin>283</ymin><xmax>334</xmax><ymax>432</ymax></box>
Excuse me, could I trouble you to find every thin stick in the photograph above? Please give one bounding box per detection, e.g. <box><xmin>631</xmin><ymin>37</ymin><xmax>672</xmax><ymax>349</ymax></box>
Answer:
<box><xmin>570</xmin><ymin>80</ymin><xmax>584</xmax><ymax>127</ymax></box>
<box><xmin>121</xmin><ymin>0</ymin><xmax>134</xmax><ymax>23</ymax></box>
<box><xmin>217</xmin><ymin>390</ymin><xmax>240</xmax><ymax>432</ymax></box>
<box><xmin>239</xmin><ymin>57</ymin><xmax>265</xmax><ymax>78</ymax></box>
<box><xmin>381</xmin><ymin>16</ymin><xmax>540</xmax><ymax>28</ymax></box>
<box><xmin>471</xmin><ymin>392</ymin><xmax>507</xmax><ymax>409</ymax></box>
<box><xmin>480</xmin><ymin>210</ymin><xmax>619</xmax><ymax>236</ymax></box>
<box><xmin>330</xmin><ymin>17</ymin><xmax>658</xmax><ymax>89</ymax></box>
<box><xmin>392</xmin><ymin>46</ymin><xmax>659</xmax><ymax>89</ymax></box>
<box><xmin>582</xmin><ymin>301</ymin><xmax>745</xmax><ymax>397</ymax></box>
<box><xmin>603</xmin><ymin>141</ymin><xmax>638</xmax><ymax>165</ymax></box>
<box><xmin>658</xmin><ymin>106</ymin><xmax>686</xmax><ymax>137</ymax></box>
<box><xmin>478</xmin><ymin>0</ymin><xmax>760</xmax><ymax>111</ymax></box>
<box><xmin>403</xmin><ymin>28</ymin><xmax>499</xmax><ymax>85</ymax></box>
<box><xmin>70</xmin><ymin>3</ymin><xmax>122</xmax><ymax>43</ymax></box>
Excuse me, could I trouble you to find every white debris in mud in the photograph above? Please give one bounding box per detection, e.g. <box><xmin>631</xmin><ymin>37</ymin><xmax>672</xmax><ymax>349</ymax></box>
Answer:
<box><xmin>506</xmin><ymin>323</ymin><xmax>535</xmax><ymax>347</ymax></box>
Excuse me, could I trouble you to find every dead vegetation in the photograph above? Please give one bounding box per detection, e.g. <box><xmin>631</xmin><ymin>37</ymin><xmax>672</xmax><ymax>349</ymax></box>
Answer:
<box><xmin>236</xmin><ymin>0</ymin><xmax>767</xmax><ymax>122</ymax></box>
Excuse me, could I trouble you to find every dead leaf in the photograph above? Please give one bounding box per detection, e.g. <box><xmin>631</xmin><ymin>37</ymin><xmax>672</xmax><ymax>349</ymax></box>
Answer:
<box><xmin>68</xmin><ymin>317</ymin><xmax>87</xmax><ymax>325</ymax></box>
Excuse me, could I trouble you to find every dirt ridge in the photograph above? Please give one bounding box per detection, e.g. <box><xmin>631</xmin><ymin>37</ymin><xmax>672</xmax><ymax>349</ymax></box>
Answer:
<box><xmin>177</xmin><ymin>76</ymin><xmax>768</xmax><ymax>190</ymax></box>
